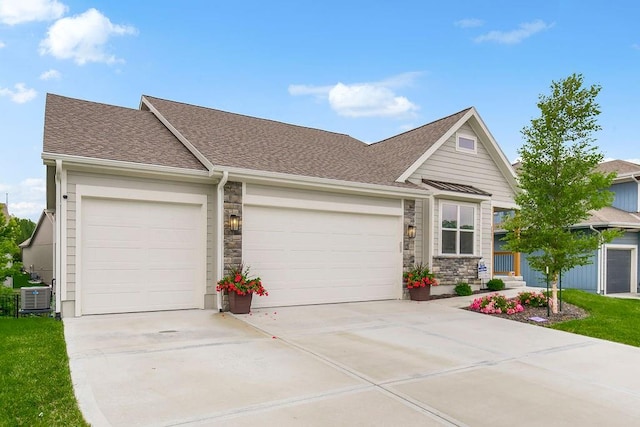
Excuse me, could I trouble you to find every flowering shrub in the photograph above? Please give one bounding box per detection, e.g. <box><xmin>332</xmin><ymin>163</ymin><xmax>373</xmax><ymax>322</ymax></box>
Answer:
<box><xmin>517</xmin><ymin>291</ymin><xmax>548</xmax><ymax>308</ymax></box>
<box><xmin>216</xmin><ymin>264</ymin><xmax>268</xmax><ymax>296</ymax></box>
<box><xmin>469</xmin><ymin>293</ymin><xmax>524</xmax><ymax>315</ymax></box>
<box><xmin>403</xmin><ymin>263</ymin><xmax>438</xmax><ymax>289</ymax></box>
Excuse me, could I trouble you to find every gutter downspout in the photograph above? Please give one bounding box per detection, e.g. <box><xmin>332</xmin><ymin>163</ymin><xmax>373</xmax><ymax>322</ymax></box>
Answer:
<box><xmin>632</xmin><ymin>175</ymin><xmax>640</xmax><ymax>213</ymax></box>
<box><xmin>590</xmin><ymin>225</ymin><xmax>604</xmax><ymax>294</ymax></box>
<box><xmin>54</xmin><ymin>160</ymin><xmax>62</xmax><ymax>318</ymax></box>
<box><xmin>216</xmin><ymin>171</ymin><xmax>229</xmax><ymax>311</ymax></box>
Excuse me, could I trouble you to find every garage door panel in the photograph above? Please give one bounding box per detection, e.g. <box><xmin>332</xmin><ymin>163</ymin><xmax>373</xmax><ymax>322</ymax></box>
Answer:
<box><xmin>80</xmin><ymin>197</ymin><xmax>204</xmax><ymax>315</ymax></box>
<box><xmin>244</xmin><ymin>205</ymin><xmax>401</xmax><ymax>308</ymax></box>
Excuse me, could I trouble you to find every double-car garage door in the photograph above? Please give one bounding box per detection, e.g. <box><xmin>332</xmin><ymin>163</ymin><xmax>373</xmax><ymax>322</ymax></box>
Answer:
<box><xmin>242</xmin><ymin>185</ymin><xmax>403</xmax><ymax>308</ymax></box>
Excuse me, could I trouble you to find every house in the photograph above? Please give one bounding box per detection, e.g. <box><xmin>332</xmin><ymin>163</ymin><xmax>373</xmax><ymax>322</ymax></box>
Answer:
<box><xmin>503</xmin><ymin>160</ymin><xmax>640</xmax><ymax>294</ymax></box>
<box><xmin>41</xmin><ymin>93</ymin><xmax>518</xmax><ymax>317</ymax></box>
<box><xmin>19</xmin><ymin>210</ymin><xmax>55</xmax><ymax>285</ymax></box>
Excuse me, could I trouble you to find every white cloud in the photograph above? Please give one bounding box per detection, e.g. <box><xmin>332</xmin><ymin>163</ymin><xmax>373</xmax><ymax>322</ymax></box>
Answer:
<box><xmin>0</xmin><ymin>41</ymin><xmax>5</xmax><ymax>48</ymax></box>
<box><xmin>39</xmin><ymin>8</ymin><xmax>137</xmax><ymax>65</ymax></box>
<box><xmin>39</xmin><ymin>69</ymin><xmax>61</xmax><ymax>80</ymax></box>
<box><xmin>0</xmin><ymin>0</ymin><xmax>67</xmax><ymax>25</ymax></box>
<box><xmin>626</xmin><ymin>158</ymin><xmax>640</xmax><ymax>165</ymax></box>
<box><xmin>0</xmin><ymin>83</ymin><xmax>37</xmax><ymax>103</ymax></box>
<box><xmin>289</xmin><ymin>72</ymin><xmax>420</xmax><ymax>118</ymax></box>
<box><xmin>454</xmin><ymin>18</ymin><xmax>484</xmax><ymax>28</ymax></box>
<box><xmin>1</xmin><ymin>178</ymin><xmax>46</xmax><ymax>221</ymax></box>
<box><xmin>474</xmin><ymin>19</ymin><xmax>554</xmax><ymax>45</ymax></box>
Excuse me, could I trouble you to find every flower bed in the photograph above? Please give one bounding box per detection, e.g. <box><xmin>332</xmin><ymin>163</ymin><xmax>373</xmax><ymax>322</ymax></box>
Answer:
<box><xmin>469</xmin><ymin>291</ymin><xmax>548</xmax><ymax>315</ymax></box>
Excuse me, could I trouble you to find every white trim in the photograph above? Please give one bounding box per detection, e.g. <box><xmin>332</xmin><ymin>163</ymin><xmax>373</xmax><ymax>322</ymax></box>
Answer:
<box><xmin>397</xmin><ymin>109</ymin><xmax>475</xmax><ymax>183</ymax></box>
<box><xmin>42</xmin><ymin>152</ymin><xmax>210</xmax><ymax>180</ymax></box>
<box><xmin>456</xmin><ymin>132</ymin><xmax>477</xmax><ymax>154</ymax></box>
<box><xmin>603</xmin><ymin>244</ymin><xmax>638</xmax><ymax>294</ymax></box>
<box><xmin>224</xmin><ymin>165</ymin><xmax>432</xmax><ymax>199</ymax></box>
<box><xmin>396</xmin><ymin>107</ymin><xmax>518</xmax><ymax>192</ymax></box>
<box><xmin>439</xmin><ymin>201</ymin><xmax>477</xmax><ymax>256</ymax></box>
<box><xmin>74</xmin><ymin>185</ymin><xmax>208</xmax><ymax>316</ymax></box>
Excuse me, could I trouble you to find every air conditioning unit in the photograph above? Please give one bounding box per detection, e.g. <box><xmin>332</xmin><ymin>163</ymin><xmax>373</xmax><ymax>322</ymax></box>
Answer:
<box><xmin>21</xmin><ymin>286</ymin><xmax>51</xmax><ymax>311</ymax></box>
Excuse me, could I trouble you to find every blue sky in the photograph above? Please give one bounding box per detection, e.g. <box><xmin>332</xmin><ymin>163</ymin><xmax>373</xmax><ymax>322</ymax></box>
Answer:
<box><xmin>1</xmin><ymin>0</ymin><xmax>639</xmax><ymax>221</ymax></box>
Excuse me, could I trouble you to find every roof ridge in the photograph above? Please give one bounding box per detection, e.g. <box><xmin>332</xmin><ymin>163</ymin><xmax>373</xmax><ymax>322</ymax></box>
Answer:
<box><xmin>142</xmin><ymin>94</ymin><xmax>363</xmax><ymax>142</ymax></box>
<box><xmin>369</xmin><ymin>106</ymin><xmax>473</xmax><ymax>146</ymax></box>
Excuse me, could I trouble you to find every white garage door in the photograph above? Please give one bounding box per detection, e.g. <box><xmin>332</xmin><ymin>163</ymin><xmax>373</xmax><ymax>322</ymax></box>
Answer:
<box><xmin>243</xmin><ymin>205</ymin><xmax>402</xmax><ymax>308</ymax></box>
<box><xmin>80</xmin><ymin>197</ymin><xmax>204</xmax><ymax>315</ymax></box>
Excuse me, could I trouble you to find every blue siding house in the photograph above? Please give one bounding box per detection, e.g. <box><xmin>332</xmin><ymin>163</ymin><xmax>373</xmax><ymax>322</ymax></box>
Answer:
<box><xmin>499</xmin><ymin>160</ymin><xmax>640</xmax><ymax>295</ymax></box>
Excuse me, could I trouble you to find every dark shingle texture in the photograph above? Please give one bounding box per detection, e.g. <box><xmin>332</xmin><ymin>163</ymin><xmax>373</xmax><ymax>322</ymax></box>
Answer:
<box><xmin>367</xmin><ymin>108</ymin><xmax>471</xmax><ymax>179</ymax></box>
<box><xmin>43</xmin><ymin>94</ymin><xmax>206</xmax><ymax>171</ymax></box>
<box><xmin>144</xmin><ymin>96</ymin><xmax>414</xmax><ymax>186</ymax></box>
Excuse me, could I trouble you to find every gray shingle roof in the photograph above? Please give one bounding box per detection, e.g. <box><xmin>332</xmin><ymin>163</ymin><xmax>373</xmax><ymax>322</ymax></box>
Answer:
<box><xmin>43</xmin><ymin>94</ymin><xmax>207</xmax><ymax>171</ymax></box>
<box><xmin>142</xmin><ymin>95</ymin><xmax>423</xmax><ymax>187</ymax></box>
<box><xmin>597</xmin><ymin>159</ymin><xmax>640</xmax><ymax>175</ymax></box>
<box><xmin>581</xmin><ymin>206</ymin><xmax>640</xmax><ymax>227</ymax></box>
<box><xmin>368</xmin><ymin>108</ymin><xmax>472</xmax><ymax>180</ymax></box>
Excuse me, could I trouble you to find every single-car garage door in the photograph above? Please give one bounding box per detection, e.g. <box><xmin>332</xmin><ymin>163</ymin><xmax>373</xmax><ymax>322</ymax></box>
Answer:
<box><xmin>79</xmin><ymin>196</ymin><xmax>205</xmax><ymax>315</ymax></box>
<box><xmin>243</xmin><ymin>204</ymin><xmax>402</xmax><ymax>308</ymax></box>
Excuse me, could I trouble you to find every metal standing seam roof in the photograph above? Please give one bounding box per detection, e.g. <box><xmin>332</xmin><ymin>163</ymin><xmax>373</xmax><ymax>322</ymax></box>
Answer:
<box><xmin>422</xmin><ymin>179</ymin><xmax>492</xmax><ymax>196</ymax></box>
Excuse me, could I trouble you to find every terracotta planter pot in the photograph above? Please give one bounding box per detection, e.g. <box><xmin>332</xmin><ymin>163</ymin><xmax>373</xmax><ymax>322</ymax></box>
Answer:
<box><xmin>408</xmin><ymin>286</ymin><xmax>431</xmax><ymax>301</ymax></box>
<box><xmin>229</xmin><ymin>292</ymin><xmax>253</xmax><ymax>314</ymax></box>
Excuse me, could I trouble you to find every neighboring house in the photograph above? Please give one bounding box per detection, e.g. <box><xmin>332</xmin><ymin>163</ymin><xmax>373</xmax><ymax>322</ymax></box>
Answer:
<box><xmin>499</xmin><ymin>160</ymin><xmax>640</xmax><ymax>295</ymax></box>
<box><xmin>42</xmin><ymin>93</ymin><xmax>518</xmax><ymax>317</ymax></box>
<box><xmin>20</xmin><ymin>210</ymin><xmax>55</xmax><ymax>285</ymax></box>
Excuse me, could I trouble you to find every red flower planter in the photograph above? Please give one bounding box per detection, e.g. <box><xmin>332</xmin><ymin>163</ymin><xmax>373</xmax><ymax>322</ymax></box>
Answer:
<box><xmin>408</xmin><ymin>286</ymin><xmax>431</xmax><ymax>301</ymax></box>
<box><xmin>229</xmin><ymin>292</ymin><xmax>253</xmax><ymax>314</ymax></box>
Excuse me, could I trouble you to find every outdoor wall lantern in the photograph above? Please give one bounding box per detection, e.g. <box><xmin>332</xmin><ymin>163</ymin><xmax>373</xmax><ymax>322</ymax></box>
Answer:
<box><xmin>229</xmin><ymin>214</ymin><xmax>240</xmax><ymax>232</ymax></box>
<box><xmin>407</xmin><ymin>224</ymin><xmax>416</xmax><ymax>239</ymax></box>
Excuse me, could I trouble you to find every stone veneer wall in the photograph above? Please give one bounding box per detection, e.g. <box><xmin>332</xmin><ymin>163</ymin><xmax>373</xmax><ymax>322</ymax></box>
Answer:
<box><xmin>431</xmin><ymin>256</ymin><xmax>481</xmax><ymax>286</ymax></box>
<box><xmin>222</xmin><ymin>182</ymin><xmax>242</xmax><ymax>311</ymax></box>
<box><xmin>402</xmin><ymin>200</ymin><xmax>416</xmax><ymax>299</ymax></box>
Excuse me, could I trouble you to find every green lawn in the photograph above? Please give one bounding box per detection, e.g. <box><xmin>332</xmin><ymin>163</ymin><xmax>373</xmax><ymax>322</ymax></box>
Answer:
<box><xmin>552</xmin><ymin>289</ymin><xmax>640</xmax><ymax>347</ymax></box>
<box><xmin>0</xmin><ymin>318</ymin><xmax>88</xmax><ymax>426</ymax></box>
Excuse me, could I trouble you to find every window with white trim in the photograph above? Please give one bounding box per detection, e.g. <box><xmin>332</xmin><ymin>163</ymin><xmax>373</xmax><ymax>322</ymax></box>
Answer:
<box><xmin>441</xmin><ymin>203</ymin><xmax>475</xmax><ymax>255</ymax></box>
<box><xmin>456</xmin><ymin>133</ymin><xmax>477</xmax><ymax>153</ymax></box>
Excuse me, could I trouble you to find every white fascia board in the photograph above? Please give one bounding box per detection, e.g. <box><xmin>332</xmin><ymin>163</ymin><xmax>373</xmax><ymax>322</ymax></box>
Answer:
<box><xmin>215</xmin><ymin>165</ymin><xmax>433</xmax><ymax>199</ymax></box>
<box><xmin>396</xmin><ymin>109</ymin><xmax>475</xmax><ymax>183</ymax></box>
<box><xmin>140</xmin><ymin>96</ymin><xmax>215</xmax><ymax>174</ymax></box>
<box><xmin>575</xmin><ymin>222</ymin><xmax>640</xmax><ymax>230</ymax></box>
<box><xmin>42</xmin><ymin>152</ymin><xmax>211</xmax><ymax>180</ymax></box>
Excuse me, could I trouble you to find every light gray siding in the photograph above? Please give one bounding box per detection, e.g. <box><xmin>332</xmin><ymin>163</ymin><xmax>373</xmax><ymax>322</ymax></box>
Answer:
<box><xmin>63</xmin><ymin>169</ymin><xmax>216</xmax><ymax>310</ymax></box>
<box><xmin>611</xmin><ymin>182</ymin><xmax>639</xmax><ymax>213</ymax></box>
<box><xmin>409</xmin><ymin>122</ymin><xmax>515</xmax><ymax>206</ymax></box>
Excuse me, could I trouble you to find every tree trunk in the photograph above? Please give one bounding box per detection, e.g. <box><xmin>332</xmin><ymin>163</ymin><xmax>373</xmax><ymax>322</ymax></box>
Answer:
<box><xmin>550</xmin><ymin>276</ymin><xmax>559</xmax><ymax>314</ymax></box>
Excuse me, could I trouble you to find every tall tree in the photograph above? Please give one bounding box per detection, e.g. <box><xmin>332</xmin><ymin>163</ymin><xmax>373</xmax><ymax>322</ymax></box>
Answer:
<box><xmin>0</xmin><ymin>211</ymin><xmax>22</xmax><ymax>284</ymax></box>
<box><xmin>15</xmin><ymin>217</ymin><xmax>36</xmax><ymax>247</ymax></box>
<box><xmin>503</xmin><ymin>74</ymin><xmax>620</xmax><ymax>313</ymax></box>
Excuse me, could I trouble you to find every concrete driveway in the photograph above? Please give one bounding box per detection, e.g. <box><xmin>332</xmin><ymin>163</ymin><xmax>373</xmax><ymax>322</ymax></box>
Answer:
<box><xmin>64</xmin><ymin>295</ymin><xmax>640</xmax><ymax>426</ymax></box>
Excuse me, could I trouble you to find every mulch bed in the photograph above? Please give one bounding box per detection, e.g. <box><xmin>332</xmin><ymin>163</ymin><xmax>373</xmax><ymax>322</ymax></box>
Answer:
<box><xmin>431</xmin><ymin>289</ymin><xmax>590</xmax><ymax>327</ymax></box>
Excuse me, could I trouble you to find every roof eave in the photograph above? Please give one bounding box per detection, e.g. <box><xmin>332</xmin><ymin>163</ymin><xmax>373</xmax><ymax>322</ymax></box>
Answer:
<box><xmin>215</xmin><ymin>165</ymin><xmax>433</xmax><ymax>199</ymax></box>
<box><xmin>42</xmin><ymin>152</ymin><xmax>211</xmax><ymax>179</ymax></box>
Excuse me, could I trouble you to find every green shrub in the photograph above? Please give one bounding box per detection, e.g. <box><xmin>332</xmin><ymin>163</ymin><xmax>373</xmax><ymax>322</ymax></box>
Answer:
<box><xmin>0</xmin><ymin>285</ymin><xmax>17</xmax><ymax>316</ymax></box>
<box><xmin>486</xmin><ymin>278</ymin><xmax>505</xmax><ymax>291</ymax></box>
<box><xmin>454</xmin><ymin>282</ymin><xmax>473</xmax><ymax>296</ymax></box>
<box><xmin>517</xmin><ymin>291</ymin><xmax>548</xmax><ymax>307</ymax></box>
<box><xmin>12</xmin><ymin>272</ymin><xmax>30</xmax><ymax>289</ymax></box>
